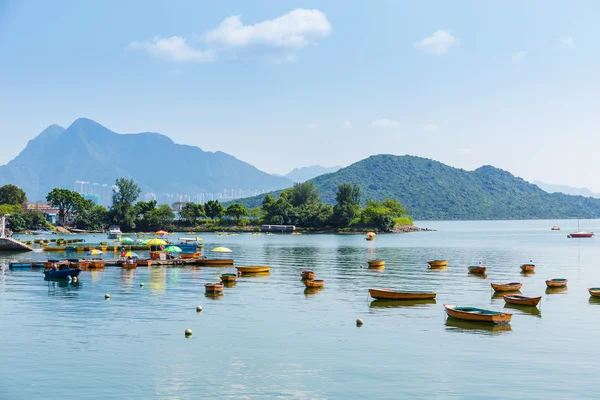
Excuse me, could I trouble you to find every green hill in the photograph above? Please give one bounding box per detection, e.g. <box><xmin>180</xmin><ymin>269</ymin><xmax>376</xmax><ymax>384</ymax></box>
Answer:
<box><xmin>231</xmin><ymin>154</ymin><xmax>600</xmax><ymax>220</ymax></box>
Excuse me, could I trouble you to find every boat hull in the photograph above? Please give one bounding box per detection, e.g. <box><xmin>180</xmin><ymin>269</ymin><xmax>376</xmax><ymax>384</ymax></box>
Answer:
<box><xmin>546</xmin><ymin>279</ymin><xmax>568</xmax><ymax>288</ymax></box>
<box><xmin>428</xmin><ymin>260</ymin><xmax>448</xmax><ymax>268</ymax></box>
<box><xmin>43</xmin><ymin>268</ymin><xmax>82</xmax><ymax>279</ymax></box>
<box><xmin>236</xmin><ymin>266</ymin><xmax>270</xmax><ymax>274</ymax></box>
<box><xmin>304</xmin><ymin>279</ymin><xmax>324</xmax><ymax>288</ymax></box>
<box><xmin>197</xmin><ymin>259</ymin><xmax>234</xmax><ymax>266</ymax></box>
<box><xmin>205</xmin><ymin>283</ymin><xmax>224</xmax><ymax>293</ymax></box>
<box><xmin>520</xmin><ymin>264</ymin><xmax>535</xmax><ymax>273</ymax></box>
<box><xmin>568</xmin><ymin>232</ymin><xmax>594</xmax><ymax>238</ymax></box>
<box><xmin>367</xmin><ymin>260</ymin><xmax>385</xmax><ymax>269</ymax></box>
<box><xmin>300</xmin><ymin>270</ymin><xmax>315</xmax><ymax>280</ymax></box>
<box><xmin>503</xmin><ymin>295</ymin><xmax>542</xmax><ymax>306</ymax></box>
<box><xmin>491</xmin><ymin>282</ymin><xmax>522</xmax><ymax>292</ymax></box>
<box><xmin>369</xmin><ymin>288</ymin><xmax>436</xmax><ymax>300</ymax></box>
<box><xmin>444</xmin><ymin>304</ymin><xmax>512</xmax><ymax>324</ymax></box>
<box><xmin>589</xmin><ymin>288</ymin><xmax>600</xmax><ymax>298</ymax></box>
<box><xmin>468</xmin><ymin>266</ymin><xmax>486</xmax><ymax>274</ymax></box>
<box><xmin>220</xmin><ymin>274</ymin><xmax>237</xmax><ymax>283</ymax></box>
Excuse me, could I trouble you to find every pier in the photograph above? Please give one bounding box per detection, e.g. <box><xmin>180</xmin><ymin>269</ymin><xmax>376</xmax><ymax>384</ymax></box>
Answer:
<box><xmin>0</xmin><ymin>216</ymin><xmax>33</xmax><ymax>252</ymax></box>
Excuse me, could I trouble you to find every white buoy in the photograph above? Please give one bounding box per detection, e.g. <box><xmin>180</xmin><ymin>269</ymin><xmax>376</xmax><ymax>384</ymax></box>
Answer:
<box><xmin>356</xmin><ymin>318</ymin><xmax>363</xmax><ymax>326</ymax></box>
<box><xmin>196</xmin><ymin>305</ymin><xmax>203</xmax><ymax>312</ymax></box>
<box><xmin>105</xmin><ymin>293</ymin><xmax>110</xmax><ymax>300</ymax></box>
<box><xmin>140</xmin><ymin>283</ymin><xmax>144</xmax><ymax>287</ymax></box>
<box><xmin>185</xmin><ymin>328</ymin><xmax>192</xmax><ymax>336</ymax></box>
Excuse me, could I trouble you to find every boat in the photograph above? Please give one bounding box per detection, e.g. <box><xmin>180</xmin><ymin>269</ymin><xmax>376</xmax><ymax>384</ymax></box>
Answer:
<box><xmin>196</xmin><ymin>259</ymin><xmax>234</xmax><ymax>266</ymax></box>
<box><xmin>107</xmin><ymin>225</ymin><xmax>122</xmax><ymax>239</ymax></box>
<box><xmin>31</xmin><ymin>229</ymin><xmax>52</xmax><ymax>236</ymax></box>
<box><xmin>300</xmin><ymin>270</ymin><xmax>315</xmax><ymax>280</ymax></box>
<box><xmin>490</xmin><ymin>282</ymin><xmax>522</xmax><ymax>292</ymax></box>
<box><xmin>369</xmin><ymin>288</ymin><xmax>436</xmax><ymax>300</ymax></box>
<box><xmin>444</xmin><ymin>304</ymin><xmax>512</xmax><ymax>324</ymax></box>
<box><xmin>551</xmin><ymin>225</ymin><xmax>560</xmax><ymax>231</ymax></box>
<box><xmin>220</xmin><ymin>273</ymin><xmax>237</xmax><ymax>283</ymax></box>
<box><xmin>545</xmin><ymin>278</ymin><xmax>568</xmax><ymax>288</ymax></box>
<box><xmin>43</xmin><ymin>265</ymin><xmax>82</xmax><ymax>279</ymax></box>
<box><xmin>520</xmin><ymin>263</ymin><xmax>535</xmax><ymax>273</ymax></box>
<box><xmin>205</xmin><ymin>283</ymin><xmax>224</xmax><ymax>293</ymax></box>
<box><xmin>588</xmin><ymin>288</ymin><xmax>600</xmax><ymax>298</ymax></box>
<box><xmin>236</xmin><ymin>266</ymin><xmax>270</xmax><ymax>274</ymax></box>
<box><xmin>67</xmin><ymin>259</ymin><xmax>90</xmax><ymax>268</ymax></box>
<box><xmin>567</xmin><ymin>219</ymin><xmax>594</xmax><ymax>238</ymax></box>
<box><xmin>180</xmin><ymin>252</ymin><xmax>201</xmax><ymax>259</ymax></box>
<box><xmin>367</xmin><ymin>260</ymin><xmax>385</xmax><ymax>269</ymax></box>
<box><xmin>503</xmin><ymin>294</ymin><xmax>542</xmax><ymax>307</ymax></box>
<box><xmin>88</xmin><ymin>259</ymin><xmax>106</xmax><ymax>268</ymax></box>
<box><xmin>427</xmin><ymin>260</ymin><xmax>448</xmax><ymax>268</ymax></box>
<box><xmin>365</xmin><ymin>237</ymin><xmax>375</xmax><ymax>241</ymax></box>
<box><xmin>304</xmin><ymin>279</ymin><xmax>325</xmax><ymax>288</ymax></box>
<box><xmin>468</xmin><ymin>265</ymin><xmax>486</xmax><ymax>274</ymax></box>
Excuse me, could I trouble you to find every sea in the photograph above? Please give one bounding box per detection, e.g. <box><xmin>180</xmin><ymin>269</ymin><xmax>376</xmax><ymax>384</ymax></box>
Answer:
<box><xmin>1</xmin><ymin>219</ymin><xmax>599</xmax><ymax>399</ymax></box>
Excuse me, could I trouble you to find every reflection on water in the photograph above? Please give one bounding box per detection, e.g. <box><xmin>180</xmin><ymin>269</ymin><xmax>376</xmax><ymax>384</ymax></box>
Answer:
<box><xmin>546</xmin><ymin>287</ymin><xmax>568</xmax><ymax>295</ymax></box>
<box><xmin>503</xmin><ymin>303</ymin><xmax>542</xmax><ymax>317</ymax></box>
<box><xmin>240</xmin><ymin>272</ymin><xmax>270</xmax><ymax>278</ymax></box>
<box><xmin>205</xmin><ymin>292</ymin><xmax>223</xmax><ymax>300</ymax></box>
<box><xmin>588</xmin><ymin>296</ymin><xmax>600</xmax><ymax>305</ymax></box>
<box><xmin>370</xmin><ymin>298</ymin><xmax>437</xmax><ymax>308</ymax></box>
<box><xmin>304</xmin><ymin>287</ymin><xmax>324</xmax><ymax>296</ymax></box>
<box><xmin>491</xmin><ymin>291</ymin><xmax>520</xmax><ymax>299</ymax></box>
<box><xmin>223</xmin><ymin>281</ymin><xmax>237</xmax><ymax>288</ymax></box>
<box><xmin>468</xmin><ymin>272</ymin><xmax>487</xmax><ymax>279</ymax></box>
<box><xmin>148</xmin><ymin>268</ymin><xmax>166</xmax><ymax>294</ymax></box>
<box><xmin>45</xmin><ymin>279</ymin><xmax>82</xmax><ymax>297</ymax></box>
<box><xmin>445</xmin><ymin>317</ymin><xmax>512</xmax><ymax>335</ymax></box>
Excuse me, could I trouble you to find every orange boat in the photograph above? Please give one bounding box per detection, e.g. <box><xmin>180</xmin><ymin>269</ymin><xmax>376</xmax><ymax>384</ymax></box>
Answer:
<box><xmin>205</xmin><ymin>282</ymin><xmax>224</xmax><ymax>293</ymax></box>
<box><xmin>367</xmin><ymin>260</ymin><xmax>385</xmax><ymax>269</ymax></box>
<box><xmin>491</xmin><ymin>282</ymin><xmax>522</xmax><ymax>292</ymax></box>
<box><xmin>180</xmin><ymin>252</ymin><xmax>201</xmax><ymax>259</ymax></box>
<box><xmin>545</xmin><ymin>278</ymin><xmax>568</xmax><ymax>288</ymax></box>
<box><xmin>428</xmin><ymin>260</ymin><xmax>448</xmax><ymax>268</ymax></box>
<box><xmin>304</xmin><ymin>279</ymin><xmax>325</xmax><ymax>288</ymax></box>
<box><xmin>369</xmin><ymin>288</ymin><xmax>436</xmax><ymax>300</ymax></box>
<box><xmin>588</xmin><ymin>288</ymin><xmax>600</xmax><ymax>298</ymax></box>
<box><xmin>300</xmin><ymin>270</ymin><xmax>315</xmax><ymax>280</ymax></box>
<box><xmin>197</xmin><ymin>259</ymin><xmax>234</xmax><ymax>266</ymax></box>
<box><xmin>520</xmin><ymin>263</ymin><xmax>535</xmax><ymax>273</ymax></box>
<box><xmin>444</xmin><ymin>304</ymin><xmax>512</xmax><ymax>324</ymax></box>
<box><xmin>503</xmin><ymin>294</ymin><xmax>542</xmax><ymax>307</ymax></box>
<box><xmin>88</xmin><ymin>259</ymin><xmax>106</xmax><ymax>268</ymax></box>
<box><xmin>220</xmin><ymin>273</ymin><xmax>237</xmax><ymax>283</ymax></box>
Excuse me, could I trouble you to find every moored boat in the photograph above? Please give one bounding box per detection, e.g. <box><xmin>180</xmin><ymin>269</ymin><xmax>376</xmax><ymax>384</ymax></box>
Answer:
<box><xmin>545</xmin><ymin>278</ymin><xmax>568</xmax><ymax>288</ymax></box>
<box><xmin>43</xmin><ymin>265</ymin><xmax>82</xmax><ymax>279</ymax></box>
<box><xmin>197</xmin><ymin>259</ymin><xmax>234</xmax><ymax>266</ymax></box>
<box><xmin>551</xmin><ymin>225</ymin><xmax>560</xmax><ymax>231</ymax></box>
<box><xmin>427</xmin><ymin>260</ymin><xmax>448</xmax><ymax>268</ymax></box>
<box><xmin>304</xmin><ymin>279</ymin><xmax>325</xmax><ymax>288</ymax></box>
<box><xmin>369</xmin><ymin>288</ymin><xmax>436</xmax><ymax>300</ymax></box>
<box><xmin>236</xmin><ymin>266</ymin><xmax>270</xmax><ymax>274</ymax></box>
<box><xmin>588</xmin><ymin>288</ymin><xmax>600</xmax><ymax>298</ymax></box>
<box><xmin>88</xmin><ymin>259</ymin><xmax>106</xmax><ymax>268</ymax></box>
<box><xmin>220</xmin><ymin>273</ymin><xmax>237</xmax><ymax>283</ymax></box>
<box><xmin>300</xmin><ymin>270</ymin><xmax>315</xmax><ymax>280</ymax></box>
<box><xmin>444</xmin><ymin>304</ymin><xmax>512</xmax><ymax>324</ymax></box>
<box><xmin>503</xmin><ymin>294</ymin><xmax>542</xmax><ymax>307</ymax></box>
<box><xmin>567</xmin><ymin>231</ymin><xmax>594</xmax><ymax>238</ymax></box>
<box><xmin>520</xmin><ymin>263</ymin><xmax>535</xmax><ymax>273</ymax></box>
<box><xmin>468</xmin><ymin>265</ymin><xmax>486</xmax><ymax>274</ymax></box>
<box><xmin>205</xmin><ymin>282</ymin><xmax>224</xmax><ymax>293</ymax></box>
<box><xmin>490</xmin><ymin>282</ymin><xmax>522</xmax><ymax>292</ymax></box>
<box><xmin>367</xmin><ymin>260</ymin><xmax>385</xmax><ymax>269</ymax></box>
<box><xmin>107</xmin><ymin>225</ymin><xmax>122</xmax><ymax>239</ymax></box>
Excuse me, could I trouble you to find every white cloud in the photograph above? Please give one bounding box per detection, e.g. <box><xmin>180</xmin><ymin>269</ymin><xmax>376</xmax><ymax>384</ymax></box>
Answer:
<box><xmin>128</xmin><ymin>9</ymin><xmax>331</xmax><ymax>63</ymax></box>
<box><xmin>558</xmin><ymin>37</ymin><xmax>575</xmax><ymax>49</ymax></box>
<box><xmin>372</xmin><ymin>119</ymin><xmax>400</xmax><ymax>128</ymax></box>
<box><xmin>512</xmin><ymin>50</ymin><xmax>527</xmax><ymax>65</ymax></box>
<box><xmin>307</xmin><ymin>123</ymin><xmax>319</xmax><ymax>129</ymax></box>
<box><xmin>414</xmin><ymin>30</ymin><xmax>458</xmax><ymax>55</ymax></box>
<box><xmin>423</xmin><ymin>123</ymin><xmax>439</xmax><ymax>132</ymax></box>
<box><xmin>127</xmin><ymin>36</ymin><xmax>215</xmax><ymax>63</ymax></box>
<box><xmin>459</xmin><ymin>148</ymin><xmax>472</xmax><ymax>155</ymax></box>
<box><xmin>342</xmin><ymin>121</ymin><xmax>352</xmax><ymax>129</ymax></box>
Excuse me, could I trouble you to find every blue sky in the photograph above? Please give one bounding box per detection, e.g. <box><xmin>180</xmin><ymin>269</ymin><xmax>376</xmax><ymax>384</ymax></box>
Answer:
<box><xmin>1</xmin><ymin>1</ymin><xmax>599</xmax><ymax>189</ymax></box>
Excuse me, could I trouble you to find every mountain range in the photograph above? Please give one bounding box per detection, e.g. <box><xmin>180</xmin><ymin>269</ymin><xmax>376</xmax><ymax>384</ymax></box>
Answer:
<box><xmin>0</xmin><ymin>118</ymin><xmax>293</xmax><ymax>201</ymax></box>
<box><xmin>533</xmin><ymin>181</ymin><xmax>600</xmax><ymax>199</ymax></box>
<box><xmin>284</xmin><ymin>165</ymin><xmax>342</xmax><ymax>183</ymax></box>
<box><xmin>232</xmin><ymin>154</ymin><xmax>600</xmax><ymax>220</ymax></box>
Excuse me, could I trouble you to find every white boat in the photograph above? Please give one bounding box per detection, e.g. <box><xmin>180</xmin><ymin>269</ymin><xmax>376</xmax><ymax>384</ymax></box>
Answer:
<box><xmin>107</xmin><ymin>225</ymin><xmax>122</xmax><ymax>239</ymax></box>
<box><xmin>31</xmin><ymin>229</ymin><xmax>52</xmax><ymax>235</ymax></box>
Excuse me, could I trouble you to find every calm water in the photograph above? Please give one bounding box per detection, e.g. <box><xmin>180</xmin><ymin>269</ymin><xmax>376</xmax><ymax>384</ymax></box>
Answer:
<box><xmin>2</xmin><ymin>220</ymin><xmax>600</xmax><ymax>399</ymax></box>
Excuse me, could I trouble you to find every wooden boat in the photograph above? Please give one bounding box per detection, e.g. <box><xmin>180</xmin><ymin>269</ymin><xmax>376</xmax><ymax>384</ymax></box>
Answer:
<box><xmin>367</xmin><ymin>260</ymin><xmax>385</xmax><ymax>269</ymax></box>
<box><xmin>44</xmin><ymin>265</ymin><xmax>82</xmax><ymax>279</ymax></box>
<box><xmin>220</xmin><ymin>273</ymin><xmax>237</xmax><ymax>283</ymax></box>
<box><xmin>365</xmin><ymin>237</ymin><xmax>375</xmax><ymax>241</ymax></box>
<box><xmin>520</xmin><ymin>263</ymin><xmax>535</xmax><ymax>273</ymax></box>
<box><xmin>491</xmin><ymin>282</ymin><xmax>522</xmax><ymax>292</ymax></box>
<box><xmin>204</xmin><ymin>283</ymin><xmax>224</xmax><ymax>293</ymax></box>
<box><xmin>545</xmin><ymin>278</ymin><xmax>568</xmax><ymax>288</ymax></box>
<box><xmin>503</xmin><ymin>294</ymin><xmax>542</xmax><ymax>307</ymax></box>
<box><xmin>180</xmin><ymin>252</ymin><xmax>201</xmax><ymax>259</ymax></box>
<box><xmin>88</xmin><ymin>259</ymin><xmax>106</xmax><ymax>268</ymax></box>
<box><xmin>304</xmin><ymin>279</ymin><xmax>325</xmax><ymax>288</ymax></box>
<box><xmin>551</xmin><ymin>225</ymin><xmax>560</xmax><ymax>231</ymax></box>
<box><xmin>197</xmin><ymin>259</ymin><xmax>234</xmax><ymax>266</ymax></box>
<box><xmin>300</xmin><ymin>270</ymin><xmax>315</xmax><ymax>280</ymax></box>
<box><xmin>444</xmin><ymin>304</ymin><xmax>512</xmax><ymax>324</ymax></box>
<box><xmin>369</xmin><ymin>288</ymin><xmax>436</xmax><ymax>300</ymax></box>
<box><xmin>427</xmin><ymin>260</ymin><xmax>448</xmax><ymax>268</ymax></box>
<box><xmin>588</xmin><ymin>288</ymin><xmax>600</xmax><ymax>298</ymax></box>
<box><xmin>468</xmin><ymin>265</ymin><xmax>486</xmax><ymax>274</ymax></box>
<box><xmin>236</xmin><ymin>266</ymin><xmax>270</xmax><ymax>274</ymax></box>
<box><xmin>122</xmin><ymin>261</ymin><xmax>137</xmax><ymax>269</ymax></box>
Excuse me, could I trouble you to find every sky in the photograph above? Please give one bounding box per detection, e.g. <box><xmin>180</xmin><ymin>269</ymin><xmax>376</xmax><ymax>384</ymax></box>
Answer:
<box><xmin>1</xmin><ymin>1</ymin><xmax>599</xmax><ymax>189</ymax></box>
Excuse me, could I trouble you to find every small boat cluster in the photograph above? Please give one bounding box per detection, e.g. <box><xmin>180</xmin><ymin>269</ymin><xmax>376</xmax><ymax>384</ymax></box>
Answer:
<box><xmin>300</xmin><ymin>270</ymin><xmax>324</xmax><ymax>289</ymax></box>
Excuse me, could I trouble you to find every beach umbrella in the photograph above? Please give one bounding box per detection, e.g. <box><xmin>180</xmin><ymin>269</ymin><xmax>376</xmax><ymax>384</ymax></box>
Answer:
<box><xmin>164</xmin><ymin>246</ymin><xmax>182</xmax><ymax>253</ymax></box>
<box><xmin>366</xmin><ymin>232</ymin><xmax>376</xmax><ymax>237</ymax></box>
<box><xmin>155</xmin><ymin>230</ymin><xmax>168</xmax><ymax>236</ymax></box>
<box><xmin>120</xmin><ymin>237</ymin><xmax>134</xmax><ymax>244</ymax></box>
<box><xmin>146</xmin><ymin>238</ymin><xmax>166</xmax><ymax>246</ymax></box>
<box><xmin>136</xmin><ymin>238</ymin><xmax>148</xmax><ymax>245</ymax></box>
<box><xmin>211</xmin><ymin>247</ymin><xmax>232</xmax><ymax>253</ymax></box>
<box><xmin>121</xmin><ymin>251</ymin><xmax>139</xmax><ymax>258</ymax></box>
<box><xmin>87</xmin><ymin>249</ymin><xmax>104</xmax><ymax>256</ymax></box>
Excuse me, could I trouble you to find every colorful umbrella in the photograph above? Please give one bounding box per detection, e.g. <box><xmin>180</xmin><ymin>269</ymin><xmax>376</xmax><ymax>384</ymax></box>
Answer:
<box><xmin>366</xmin><ymin>232</ymin><xmax>376</xmax><ymax>237</ymax></box>
<box><xmin>136</xmin><ymin>238</ymin><xmax>148</xmax><ymax>245</ymax></box>
<box><xmin>146</xmin><ymin>238</ymin><xmax>166</xmax><ymax>246</ymax></box>
<box><xmin>164</xmin><ymin>246</ymin><xmax>182</xmax><ymax>253</ymax></box>
<box><xmin>155</xmin><ymin>230</ymin><xmax>168</xmax><ymax>236</ymax></box>
<box><xmin>120</xmin><ymin>237</ymin><xmax>134</xmax><ymax>244</ymax></box>
<box><xmin>211</xmin><ymin>247</ymin><xmax>232</xmax><ymax>253</ymax></box>
<box><xmin>87</xmin><ymin>249</ymin><xmax>104</xmax><ymax>256</ymax></box>
<box><xmin>121</xmin><ymin>251</ymin><xmax>139</xmax><ymax>258</ymax></box>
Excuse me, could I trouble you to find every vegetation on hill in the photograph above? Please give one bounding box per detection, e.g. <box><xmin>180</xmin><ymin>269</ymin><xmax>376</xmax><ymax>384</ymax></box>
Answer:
<box><xmin>230</xmin><ymin>155</ymin><xmax>600</xmax><ymax>220</ymax></box>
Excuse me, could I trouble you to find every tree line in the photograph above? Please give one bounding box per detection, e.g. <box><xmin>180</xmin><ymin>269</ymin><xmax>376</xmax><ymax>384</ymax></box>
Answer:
<box><xmin>0</xmin><ymin>179</ymin><xmax>412</xmax><ymax>233</ymax></box>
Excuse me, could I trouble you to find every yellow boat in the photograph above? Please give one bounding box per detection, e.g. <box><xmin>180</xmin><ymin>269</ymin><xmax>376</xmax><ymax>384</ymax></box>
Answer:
<box><xmin>236</xmin><ymin>266</ymin><xmax>270</xmax><ymax>274</ymax></box>
<box><xmin>304</xmin><ymin>279</ymin><xmax>325</xmax><ymax>288</ymax></box>
<box><xmin>205</xmin><ymin>283</ymin><xmax>224</xmax><ymax>293</ymax></box>
<box><xmin>220</xmin><ymin>273</ymin><xmax>237</xmax><ymax>283</ymax></box>
<box><xmin>367</xmin><ymin>260</ymin><xmax>385</xmax><ymax>269</ymax></box>
<box><xmin>427</xmin><ymin>260</ymin><xmax>448</xmax><ymax>268</ymax></box>
<box><xmin>369</xmin><ymin>288</ymin><xmax>436</xmax><ymax>300</ymax></box>
<box><xmin>588</xmin><ymin>287</ymin><xmax>600</xmax><ymax>298</ymax></box>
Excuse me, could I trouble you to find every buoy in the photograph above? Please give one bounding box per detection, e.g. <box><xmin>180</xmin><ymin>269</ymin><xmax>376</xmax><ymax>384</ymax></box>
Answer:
<box><xmin>356</xmin><ymin>318</ymin><xmax>363</xmax><ymax>326</ymax></box>
<box><xmin>105</xmin><ymin>294</ymin><xmax>110</xmax><ymax>300</ymax></box>
<box><xmin>196</xmin><ymin>305</ymin><xmax>203</xmax><ymax>312</ymax></box>
<box><xmin>140</xmin><ymin>283</ymin><xmax>144</xmax><ymax>287</ymax></box>
<box><xmin>185</xmin><ymin>328</ymin><xmax>192</xmax><ymax>336</ymax></box>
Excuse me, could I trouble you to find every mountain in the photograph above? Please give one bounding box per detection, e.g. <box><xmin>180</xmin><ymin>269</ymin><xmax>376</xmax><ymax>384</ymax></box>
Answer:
<box><xmin>534</xmin><ymin>181</ymin><xmax>600</xmax><ymax>199</ymax></box>
<box><xmin>0</xmin><ymin>118</ymin><xmax>293</xmax><ymax>201</ymax></box>
<box><xmin>232</xmin><ymin>154</ymin><xmax>600</xmax><ymax>220</ymax></box>
<box><xmin>284</xmin><ymin>165</ymin><xmax>342</xmax><ymax>183</ymax></box>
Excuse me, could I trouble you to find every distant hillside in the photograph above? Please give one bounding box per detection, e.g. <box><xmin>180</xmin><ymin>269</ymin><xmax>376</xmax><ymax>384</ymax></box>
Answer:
<box><xmin>285</xmin><ymin>165</ymin><xmax>342</xmax><ymax>182</ymax></box>
<box><xmin>232</xmin><ymin>154</ymin><xmax>600</xmax><ymax>220</ymax></box>
<box><xmin>534</xmin><ymin>181</ymin><xmax>600</xmax><ymax>199</ymax></box>
<box><xmin>0</xmin><ymin>118</ymin><xmax>293</xmax><ymax>200</ymax></box>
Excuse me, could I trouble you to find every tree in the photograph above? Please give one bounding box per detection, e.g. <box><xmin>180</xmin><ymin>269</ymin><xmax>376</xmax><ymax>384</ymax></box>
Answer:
<box><xmin>179</xmin><ymin>203</ymin><xmax>205</xmax><ymax>225</ymax></box>
<box><xmin>110</xmin><ymin>178</ymin><xmax>141</xmax><ymax>230</ymax></box>
<box><xmin>134</xmin><ymin>200</ymin><xmax>157</xmax><ymax>218</ymax></box>
<box><xmin>380</xmin><ymin>199</ymin><xmax>408</xmax><ymax>217</ymax></box>
<box><xmin>75</xmin><ymin>204</ymin><xmax>108</xmax><ymax>231</ymax></box>
<box><xmin>0</xmin><ymin>204</ymin><xmax>21</xmax><ymax>216</ymax></box>
<box><xmin>335</xmin><ymin>183</ymin><xmax>361</xmax><ymax>207</ymax></box>
<box><xmin>46</xmin><ymin>188</ymin><xmax>85</xmax><ymax>225</ymax></box>
<box><xmin>225</xmin><ymin>204</ymin><xmax>248</xmax><ymax>224</ymax></box>
<box><xmin>0</xmin><ymin>184</ymin><xmax>27</xmax><ymax>206</ymax></box>
<box><xmin>7</xmin><ymin>213</ymin><xmax>26</xmax><ymax>232</ymax></box>
<box><xmin>289</xmin><ymin>182</ymin><xmax>320</xmax><ymax>207</ymax></box>
<box><xmin>205</xmin><ymin>200</ymin><xmax>224</xmax><ymax>220</ymax></box>
<box><xmin>373</xmin><ymin>213</ymin><xmax>395</xmax><ymax>232</ymax></box>
<box><xmin>143</xmin><ymin>204</ymin><xmax>175</xmax><ymax>231</ymax></box>
<box><xmin>331</xmin><ymin>184</ymin><xmax>361</xmax><ymax>227</ymax></box>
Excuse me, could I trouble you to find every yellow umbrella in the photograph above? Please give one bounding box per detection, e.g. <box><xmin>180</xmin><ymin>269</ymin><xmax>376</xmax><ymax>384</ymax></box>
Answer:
<box><xmin>211</xmin><ymin>247</ymin><xmax>232</xmax><ymax>253</ymax></box>
<box><xmin>146</xmin><ymin>238</ymin><xmax>166</xmax><ymax>246</ymax></box>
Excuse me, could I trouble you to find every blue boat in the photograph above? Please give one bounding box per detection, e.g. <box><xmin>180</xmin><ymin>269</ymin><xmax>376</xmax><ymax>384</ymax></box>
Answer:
<box><xmin>43</xmin><ymin>265</ymin><xmax>82</xmax><ymax>279</ymax></box>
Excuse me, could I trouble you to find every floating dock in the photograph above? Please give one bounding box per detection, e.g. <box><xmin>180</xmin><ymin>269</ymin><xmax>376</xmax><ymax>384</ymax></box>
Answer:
<box><xmin>9</xmin><ymin>258</ymin><xmax>202</xmax><ymax>270</ymax></box>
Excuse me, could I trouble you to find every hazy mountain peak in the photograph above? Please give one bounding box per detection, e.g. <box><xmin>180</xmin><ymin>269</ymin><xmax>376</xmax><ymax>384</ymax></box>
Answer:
<box><xmin>285</xmin><ymin>164</ymin><xmax>342</xmax><ymax>182</ymax></box>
